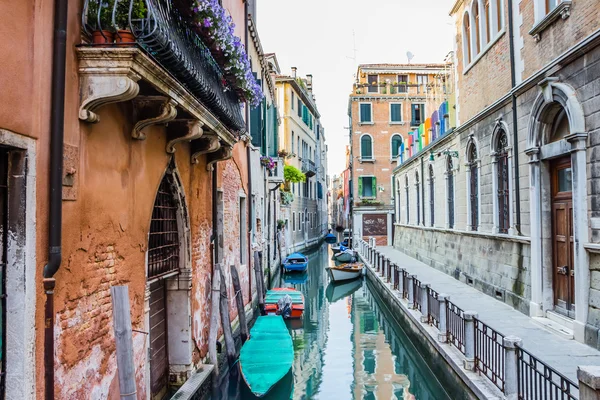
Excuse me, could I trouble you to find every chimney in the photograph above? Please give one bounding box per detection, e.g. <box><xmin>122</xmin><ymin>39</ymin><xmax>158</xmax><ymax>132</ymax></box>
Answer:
<box><xmin>306</xmin><ymin>74</ymin><xmax>313</xmax><ymax>92</ymax></box>
<box><xmin>291</xmin><ymin>67</ymin><xmax>297</xmax><ymax>78</ymax></box>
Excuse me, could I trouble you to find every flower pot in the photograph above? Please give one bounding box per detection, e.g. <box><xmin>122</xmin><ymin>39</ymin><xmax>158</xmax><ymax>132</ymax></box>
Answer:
<box><xmin>92</xmin><ymin>30</ymin><xmax>114</xmax><ymax>45</ymax></box>
<box><xmin>115</xmin><ymin>30</ymin><xmax>135</xmax><ymax>44</ymax></box>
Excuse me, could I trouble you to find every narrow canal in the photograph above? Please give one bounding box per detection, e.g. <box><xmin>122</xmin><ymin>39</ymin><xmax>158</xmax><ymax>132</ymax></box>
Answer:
<box><xmin>212</xmin><ymin>244</ymin><xmax>459</xmax><ymax>399</ymax></box>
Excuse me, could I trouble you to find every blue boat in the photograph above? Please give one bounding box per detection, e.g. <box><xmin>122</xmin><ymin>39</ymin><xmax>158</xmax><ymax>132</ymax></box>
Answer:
<box><xmin>282</xmin><ymin>252</ymin><xmax>308</xmax><ymax>273</ymax></box>
<box><xmin>324</xmin><ymin>233</ymin><xmax>337</xmax><ymax>244</ymax></box>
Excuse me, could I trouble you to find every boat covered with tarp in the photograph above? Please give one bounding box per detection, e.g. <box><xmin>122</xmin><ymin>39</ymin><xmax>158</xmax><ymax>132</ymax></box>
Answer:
<box><xmin>282</xmin><ymin>252</ymin><xmax>308</xmax><ymax>272</ymax></box>
<box><xmin>264</xmin><ymin>288</ymin><xmax>305</xmax><ymax>319</ymax></box>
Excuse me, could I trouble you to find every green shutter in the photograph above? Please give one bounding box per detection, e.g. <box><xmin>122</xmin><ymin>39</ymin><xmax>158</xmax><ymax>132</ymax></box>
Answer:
<box><xmin>358</xmin><ymin>177</ymin><xmax>363</xmax><ymax>197</ymax></box>
<box><xmin>250</xmin><ymin>102</ymin><xmax>262</xmax><ymax>148</ymax></box>
<box><xmin>372</xmin><ymin>177</ymin><xmax>377</xmax><ymax>199</ymax></box>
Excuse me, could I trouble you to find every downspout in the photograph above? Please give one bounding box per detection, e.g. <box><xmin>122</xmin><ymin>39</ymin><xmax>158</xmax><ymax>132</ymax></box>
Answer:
<box><xmin>43</xmin><ymin>0</ymin><xmax>68</xmax><ymax>398</ymax></box>
<box><xmin>507</xmin><ymin>0</ymin><xmax>521</xmax><ymax>234</ymax></box>
<box><xmin>212</xmin><ymin>166</ymin><xmax>218</xmax><ymax>269</ymax></box>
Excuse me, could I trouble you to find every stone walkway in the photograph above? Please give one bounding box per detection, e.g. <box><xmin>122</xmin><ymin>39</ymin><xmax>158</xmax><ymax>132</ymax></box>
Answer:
<box><xmin>374</xmin><ymin>245</ymin><xmax>600</xmax><ymax>383</ymax></box>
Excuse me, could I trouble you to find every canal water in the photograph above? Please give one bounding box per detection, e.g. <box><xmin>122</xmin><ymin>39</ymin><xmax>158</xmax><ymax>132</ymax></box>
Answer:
<box><xmin>211</xmin><ymin>245</ymin><xmax>456</xmax><ymax>399</ymax></box>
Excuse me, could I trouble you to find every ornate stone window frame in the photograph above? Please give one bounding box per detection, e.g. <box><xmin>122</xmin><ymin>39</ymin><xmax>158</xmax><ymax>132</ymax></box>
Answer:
<box><xmin>526</xmin><ymin>77</ymin><xmax>588</xmax><ymax>341</ymax></box>
<box><xmin>529</xmin><ymin>0</ymin><xmax>572</xmax><ymax>42</ymax></box>
<box><xmin>465</xmin><ymin>135</ymin><xmax>481</xmax><ymax>232</ymax></box>
<box><xmin>490</xmin><ymin>119</ymin><xmax>515</xmax><ymax>235</ymax></box>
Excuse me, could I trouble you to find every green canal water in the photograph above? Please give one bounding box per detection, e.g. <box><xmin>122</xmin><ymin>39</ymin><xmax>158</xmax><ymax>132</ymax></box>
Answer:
<box><xmin>211</xmin><ymin>245</ymin><xmax>457</xmax><ymax>399</ymax></box>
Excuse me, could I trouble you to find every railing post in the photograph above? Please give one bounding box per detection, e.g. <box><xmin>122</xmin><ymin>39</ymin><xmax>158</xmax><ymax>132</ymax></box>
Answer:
<box><xmin>578</xmin><ymin>366</ymin><xmax>600</xmax><ymax>400</ymax></box>
<box><xmin>407</xmin><ymin>274</ymin><xmax>415</xmax><ymax>309</ymax></box>
<box><xmin>463</xmin><ymin>311</ymin><xmax>478</xmax><ymax>371</ymax></box>
<box><xmin>438</xmin><ymin>294</ymin><xmax>449</xmax><ymax>342</ymax></box>
<box><xmin>420</xmin><ymin>283</ymin><xmax>430</xmax><ymax>323</ymax></box>
<box><xmin>399</xmin><ymin>269</ymin><xmax>406</xmax><ymax>297</ymax></box>
<box><xmin>503</xmin><ymin>335</ymin><xmax>522</xmax><ymax>400</ymax></box>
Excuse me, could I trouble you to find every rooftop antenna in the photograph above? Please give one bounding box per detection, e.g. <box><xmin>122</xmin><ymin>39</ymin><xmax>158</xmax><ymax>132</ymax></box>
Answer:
<box><xmin>347</xmin><ymin>30</ymin><xmax>358</xmax><ymax>81</ymax></box>
<box><xmin>407</xmin><ymin>51</ymin><xmax>414</xmax><ymax>64</ymax></box>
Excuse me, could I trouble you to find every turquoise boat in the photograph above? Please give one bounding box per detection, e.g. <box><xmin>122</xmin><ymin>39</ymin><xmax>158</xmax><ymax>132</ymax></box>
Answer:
<box><xmin>239</xmin><ymin>315</ymin><xmax>294</xmax><ymax>397</ymax></box>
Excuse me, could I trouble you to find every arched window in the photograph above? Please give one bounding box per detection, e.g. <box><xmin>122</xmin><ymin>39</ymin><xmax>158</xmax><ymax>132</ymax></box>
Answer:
<box><xmin>496</xmin><ymin>130</ymin><xmax>510</xmax><ymax>233</ymax></box>
<box><xmin>391</xmin><ymin>134</ymin><xmax>403</xmax><ymax>160</ymax></box>
<box><xmin>463</xmin><ymin>12</ymin><xmax>472</xmax><ymax>64</ymax></box>
<box><xmin>484</xmin><ymin>0</ymin><xmax>491</xmax><ymax>44</ymax></box>
<box><xmin>468</xmin><ymin>143</ymin><xmax>479</xmax><ymax>230</ymax></box>
<box><xmin>396</xmin><ymin>178</ymin><xmax>402</xmax><ymax>222</ymax></box>
<box><xmin>446</xmin><ymin>156</ymin><xmax>455</xmax><ymax>229</ymax></box>
<box><xmin>495</xmin><ymin>0</ymin><xmax>503</xmax><ymax>33</ymax></box>
<box><xmin>405</xmin><ymin>175</ymin><xmax>410</xmax><ymax>224</ymax></box>
<box><xmin>416</xmin><ymin>171</ymin><xmax>421</xmax><ymax>225</ymax></box>
<box><xmin>473</xmin><ymin>1</ymin><xmax>481</xmax><ymax>54</ymax></box>
<box><xmin>361</xmin><ymin>135</ymin><xmax>373</xmax><ymax>161</ymax></box>
<box><xmin>429</xmin><ymin>164</ymin><xmax>435</xmax><ymax>227</ymax></box>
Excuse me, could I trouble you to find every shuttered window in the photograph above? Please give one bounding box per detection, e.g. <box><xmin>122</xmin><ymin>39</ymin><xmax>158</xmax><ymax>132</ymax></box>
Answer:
<box><xmin>360</xmin><ymin>103</ymin><xmax>372</xmax><ymax>123</ymax></box>
<box><xmin>390</xmin><ymin>103</ymin><xmax>402</xmax><ymax>122</ymax></box>
<box><xmin>360</xmin><ymin>135</ymin><xmax>373</xmax><ymax>160</ymax></box>
<box><xmin>358</xmin><ymin>176</ymin><xmax>377</xmax><ymax>198</ymax></box>
<box><xmin>411</xmin><ymin>104</ymin><xmax>424</xmax><ymax>126</ymax></box>
<box><xmin>391</xmin><ymin>135</ymin><xmax>402</xmax><ymax>159</ymax></box>
<box><xmin>297</xmin><ymin>99</ymin><xmax>302</xmax><ymax>117</ymax></box>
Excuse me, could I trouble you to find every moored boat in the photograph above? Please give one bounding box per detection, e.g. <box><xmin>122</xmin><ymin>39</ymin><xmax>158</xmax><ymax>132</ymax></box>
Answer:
<box><xmin>333</xmin><ymin>250</ymin><xmax>355</xmax><ymax>263</ymax></box>
<box><xmin>328</xmin><ymin>262</ymin><xmax>364</xmax><ymax>282</ymax></box>
<box><xmin>264</xmin><ymin>288</ymin><xmax>305</xmax><ymax>319</ymax></box>
<box><xmin>331</xmin><ymin>245</ymin><xmax>342</xmax><ymax>255</ymax></box>
<box><xmin>282</xmin><ymin>252</ymin><xmax>308</xmax><ymax>272</ymax></box>
<box><xmin>324</xmin><ymin>233</ymin><xmax>337</xmax><ymax>244</ymax></box>
<box><xmin>239</xmin><ymin>315</ymin><xmax>294</xmax><ymax>397</ymax></box>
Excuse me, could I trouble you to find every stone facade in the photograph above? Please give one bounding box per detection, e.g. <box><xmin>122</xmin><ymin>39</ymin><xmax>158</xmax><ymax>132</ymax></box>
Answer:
<box><xmin>394</xmin><ymin>0</ymin><xmax>600</xmax><ymax>348</ymax></box>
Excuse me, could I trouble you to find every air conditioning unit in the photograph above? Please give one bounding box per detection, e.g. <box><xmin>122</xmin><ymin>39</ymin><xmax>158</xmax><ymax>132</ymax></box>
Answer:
<box><xmin>268</xmin><ymin>157</ymin><xmax>284</xmax><ymax>184</ymax></box>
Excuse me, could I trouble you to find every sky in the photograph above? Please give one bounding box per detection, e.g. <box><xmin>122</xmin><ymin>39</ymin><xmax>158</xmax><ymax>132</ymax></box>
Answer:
<box><xmin>257</xmin><ymin>0</ymin><xmax>457</xmax><ymax>177</ymax></box>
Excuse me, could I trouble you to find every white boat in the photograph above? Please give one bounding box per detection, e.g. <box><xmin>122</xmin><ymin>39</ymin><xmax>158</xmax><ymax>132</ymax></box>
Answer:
<box><xmin>328</xmin><ymin>262</ymin><xmax>364</xmax><ymax>282</ymax></box>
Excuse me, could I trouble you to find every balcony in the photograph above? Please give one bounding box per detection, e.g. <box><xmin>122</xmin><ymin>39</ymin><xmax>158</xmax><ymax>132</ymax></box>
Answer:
<box><xmin>267</xmin><ymin>158</ymin><xmax>285</xmax><ymax>184</ymax></box>
<box><xmin>302</xmin><ymin>159</ymin><xmax>316</xmax><ymax>177</ymax></box>
<box><xmin>79</xmin><ymin>0</ymin><xmax>247</xmax><ymax>164</ymax></box>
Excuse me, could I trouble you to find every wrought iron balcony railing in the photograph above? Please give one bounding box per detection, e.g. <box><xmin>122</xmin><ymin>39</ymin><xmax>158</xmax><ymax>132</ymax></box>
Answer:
<box><xmin>81</xmin><ymin>0</ymin><xmax>246</xmax><ymax>134</ymax></box>
<box><xmin>302</xmin><ymin>159</ymin><xmax>316</xmax><ymax>177</ymax></box>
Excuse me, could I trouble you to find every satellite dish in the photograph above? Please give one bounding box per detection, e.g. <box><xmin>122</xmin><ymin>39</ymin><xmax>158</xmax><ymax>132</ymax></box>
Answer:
<box><xmin>407</xmin><ymin>51</ymin><xmax>414</xmax><ymax>63</ymax></box>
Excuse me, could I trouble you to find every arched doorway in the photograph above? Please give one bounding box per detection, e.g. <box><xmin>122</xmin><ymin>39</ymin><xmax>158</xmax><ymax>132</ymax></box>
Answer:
<box><xmin>526</xmin><ymin>79</ymin><xmax>588</xmax><ymax>338</ymax></box>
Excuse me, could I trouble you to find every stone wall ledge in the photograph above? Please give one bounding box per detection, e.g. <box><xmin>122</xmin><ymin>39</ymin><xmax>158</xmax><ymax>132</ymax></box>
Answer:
<box><xmin>394</xmin><ymin>222</ymin><xmax>531</xmax><ymax>244</ymax></box>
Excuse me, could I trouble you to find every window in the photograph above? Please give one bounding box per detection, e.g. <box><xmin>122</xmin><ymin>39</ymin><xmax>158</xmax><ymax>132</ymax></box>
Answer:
<box><xmin>447</xmin><ymin>156</ymin><xmax>455</xmax><ymax>229</ymax></box>
<box><xmin>240</xmin><ymin>197</ymin><xmax>247</xmax><ymax>263</ymax></box>
<box><xmin>360</xmin><ymin>135</ymin><xmax>373</xmax><ymax>160</ymax></box>
<box><xmin>411</xmin><ymin>104</ymin><xmax>424</xmax><ymax>126</ymax></box>
<box><xmin>484</xmin><ymin>0</ymin><xmax>491</xmax><ymax>44</ymax></box>
<box><xmin>473</xmin><ymin>1</ymin><xmax>481</xmax><ymax>54</ymax></box>
<box><xmin>545</xmin><ymin>0</ymin><xmax>560</xmax><ymax>14</ymax></box>
<box><xmin>496</xmin><ymin>131</ymin><xmax>510</xmax><ymax>233</ymax></box>
<box><xmin>405</xmin><ymin>175</ymin><xmax>410</xmax><ymax>223</ymax></box>
<box><xmin>291</xmin><ymin>133</ymin><xmax>295</xmax><ymax>155</ymax></box>
<box><xmin>291</xmin><ymin>91</ymin><xmax>295</xmax><ymax>110</ymax></box>
<box><xmin>396</xmin><ymin>178</ymin><xmax>401</xmax><ymax>221</ymax></box>
<box><xmin>368</xmin><ymin>74</ymin><xmax>378</xmax><ymax>93</ymax></box>
<box><xmin>463</xmin><ymin>12</ymin><xmax>472</xmax><ymax>64</ymax></box>
<box><xmin>416</xmin><ymin>171</ymin><xmax>421</xmax><ymax>225</ymax></box>
<box><xmin>359</xmin><ymin>176</ymin><xmax>376</xmax><ymax>198</ymax></box>
<box><xmin>390</xmin><ymin>103</ymin><xmax>402</xmax><ymax>123</ymax></box>
<box><xmin>360</xmin><ymin>103</ymin><xmax>373</xmax><ymax>123</ymax></box>
<box><xmin>468</xmin><ymin>143</ymin><xmax>479</xmax><ymax>230</ymax></box>
<box><xmin>496</xmin><ymin>0</ymin><xmax>502</xmax><ymax>32</ymax></box>
<box><xmin>429</xmin><ymin>164</ymin><xmax>435</xmax><ymax>227</ymax></box>
<box><xmin>297</xmin><ymin>99</ymin><xmax>302</xmax><ymax>117</ymax></box>
<box><xmin>397</xmin><ymin>74</ymin><xmax>408</xmax><ymax>93</ymax></box>
<box><xmin>391</xmin><ymin>134</ymin><xmax>403</xmax><ymax>160</ymax></box>
<box><xmin>293</xmin><ymin>212</ymin><xmax>296</xmax><ymax>231</ymax></box>
<box><xmin>416</xmin><ymin>75</ymin><xmax>428</xmax><ymax>93</ymax></box>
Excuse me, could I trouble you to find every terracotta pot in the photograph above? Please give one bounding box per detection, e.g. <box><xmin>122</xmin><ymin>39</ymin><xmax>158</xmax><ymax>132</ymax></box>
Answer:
<box><xmin>115</xmin><ymin>30</ymin><xmax>135</xmax><ymax>44</ymax></box>
<box><xmin>92</xmin><ymin>30</ymin><xmax>114</xmax><ymax>45</ymax></box>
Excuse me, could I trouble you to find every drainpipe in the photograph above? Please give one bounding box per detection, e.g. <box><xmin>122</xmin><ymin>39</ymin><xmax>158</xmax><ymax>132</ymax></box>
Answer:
<box><xmin>507</xmin><ymin>0</ymin><xmax>521</xmax><ymax>234</ymax></box>
<box><xmin>43</xmin><ymin>0</ymin><xmax>68</xmax><ymax>398</ymax></box>
<box><xmin>212</xmin><ymin>166</ymin><xmax>218</xmax><ymax>270</ymax></box>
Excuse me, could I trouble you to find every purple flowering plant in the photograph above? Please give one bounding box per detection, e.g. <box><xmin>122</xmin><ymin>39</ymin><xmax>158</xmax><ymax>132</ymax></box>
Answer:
<box><xmin>190</xmin><ymin>0</ymin><xmax>264</xmax><ymax>107</ymax></box>
<box><xmin>260</xmin><ymin>156</ymin><xmax>275</xmax><ymax>171</ymax></box>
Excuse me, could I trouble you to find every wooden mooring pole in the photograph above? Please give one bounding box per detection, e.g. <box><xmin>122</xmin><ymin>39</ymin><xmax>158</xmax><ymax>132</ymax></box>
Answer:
<box><xmin>219</xmin><ymin>267</ymin><xmax>237</xmax><ymax>363</ymax></box>
<box><xmin>230</xmin><ymin>264</ymin><xmax>249</xmax><ymax>343</ymax></box>
<box><xmin>208</xmin><ymin>263</ymin><xmax>221</xmax><ymax>376</ymax></box>
<box><xmin>253</xmin><ymin>251</ymin><xmax>264</xmax><ymax>312</ymax></box>
<box><xmin>110</xmin><ymin>286</ymin><xmax>137</xmax><ymax>400</ymax></box>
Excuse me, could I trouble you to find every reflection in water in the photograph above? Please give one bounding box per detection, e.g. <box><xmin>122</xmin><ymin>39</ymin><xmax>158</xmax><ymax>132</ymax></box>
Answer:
<box><xmin>212</xmin><ymin>245</ymin><xmax>454</xmax><ymax>399</ymax></box>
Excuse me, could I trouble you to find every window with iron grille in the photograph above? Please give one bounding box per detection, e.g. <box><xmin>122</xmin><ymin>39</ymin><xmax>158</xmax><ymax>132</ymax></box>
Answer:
<box><xmin>148</xmin><ymin>171</ymin><xmax>181</xmax><ymax>279</ymax></box>
<box><xmin>447</xmin><ymin>156</ymin><xmax>455</xmax><ymax>229</ymax></box>
<box><xmin>416</xmin><ymin>172</ymin><xmax>421</xmax><ymax>225</ymax></box>
<box><xmin>468</xmin><ymin>143</ymin><xmax>479</xmax><ymax>231</ymax></box>
<box><xmin>405</xmin><ymin>175</ymin><xmax>410</xmax><ymax>224</ymax></box>
<box><xmin>496</xmin><ymin>131</ymin><xmax>510</xmax><ymax>233</ymax></box>
<box><xmin>429</xmin><ymin>164</ymin><xmax>435</xmax><ymax>227</ymax></box>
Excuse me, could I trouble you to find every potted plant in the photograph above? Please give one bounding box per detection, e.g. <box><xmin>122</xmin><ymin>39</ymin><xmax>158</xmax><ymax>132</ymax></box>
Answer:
<box><xmin>260</xmin><ymin>156</ymin><xmax>275</xmax><ymax>171</ymax></box>
<box><xmin>114</xmin><ymin>0</ymin><xmax>146</xmax><ymax>44</ymax></box>
<box><xmin>88</xmin><ymin>0</ymin><xmax>115</xmax><ymax>44</ymax></box>
<box><xmin>277</xmin><ymin>149</ymin><xmax>289</xmax><ymax>158</ymax></box>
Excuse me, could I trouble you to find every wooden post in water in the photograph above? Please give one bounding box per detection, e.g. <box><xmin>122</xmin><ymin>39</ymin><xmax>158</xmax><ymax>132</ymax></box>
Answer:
<box><xmin>219</xmin><ymin>267</ymin><xmax>237</xmax><ymax>363</ymax></box>
<box><xmin>110</xmin><ymin>286</ymin><xmax>136</xmax><ymax>400</ymax></box>
<box><xmin>258</xmin><ymin>251</ymin><xmax>267</xmax><ymax>297</ymax></box>
<box><xmin>230</xmin><ymin>264</ymin><xmax>249</xmax><ymax>343</ymax></box>
<box><xmin>253</xmin><ymin>251</ymin><xmax>264</xmax><ymax>311</ymax></box>
<box><xmin>208</xmin><ymin>263</ymin><xmax>221</xmax><ymax>375</ymax></box>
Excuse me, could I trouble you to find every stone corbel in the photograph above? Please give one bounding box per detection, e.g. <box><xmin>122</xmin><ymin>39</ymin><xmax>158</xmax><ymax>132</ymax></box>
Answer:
<box><xmin>206</xmin><ymin>146</ymin><xmax>233</xmax><ymax>171</ymax></box>
<box><xmin>191</xmin><ymin>134</ymin><xmax>221</xmax><ymax>164</ymax></box>
<box><xmin>166</xmin><ymin>120</ymin><xmax>204</xmax><ymax>154</ymax></box>
<box><xmin>79</xmin><ymin>72</ymin><xmax>141</xmax><ymax>123</ymax></box>
<box><xmin>131</xmin><ymin>98</ymin><xmax>178</xmax><ymax>140</ymax></box>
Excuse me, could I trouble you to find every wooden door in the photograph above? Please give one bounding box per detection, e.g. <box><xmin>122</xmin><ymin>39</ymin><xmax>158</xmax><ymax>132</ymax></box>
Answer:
<box><xmin>551</xmin><ymin>157</ymin><xmax>575</xmax><ymax>318</ymax></box>
<box><xmin>149</xmin><ymin>280</ymin><xmax>168</xmax><ymax>399</ymax></box>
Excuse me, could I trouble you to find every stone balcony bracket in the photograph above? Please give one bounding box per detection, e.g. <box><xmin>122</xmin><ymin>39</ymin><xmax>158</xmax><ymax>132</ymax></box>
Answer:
<box><xmin>77</xmin><ymin>47</ymin><xmax>237</xmax><ymax>162</ymax></box>
<box><xmin>529</xmin><ymin>1</ymin><xmax>572</xmax><ymax>42</ymax></box>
